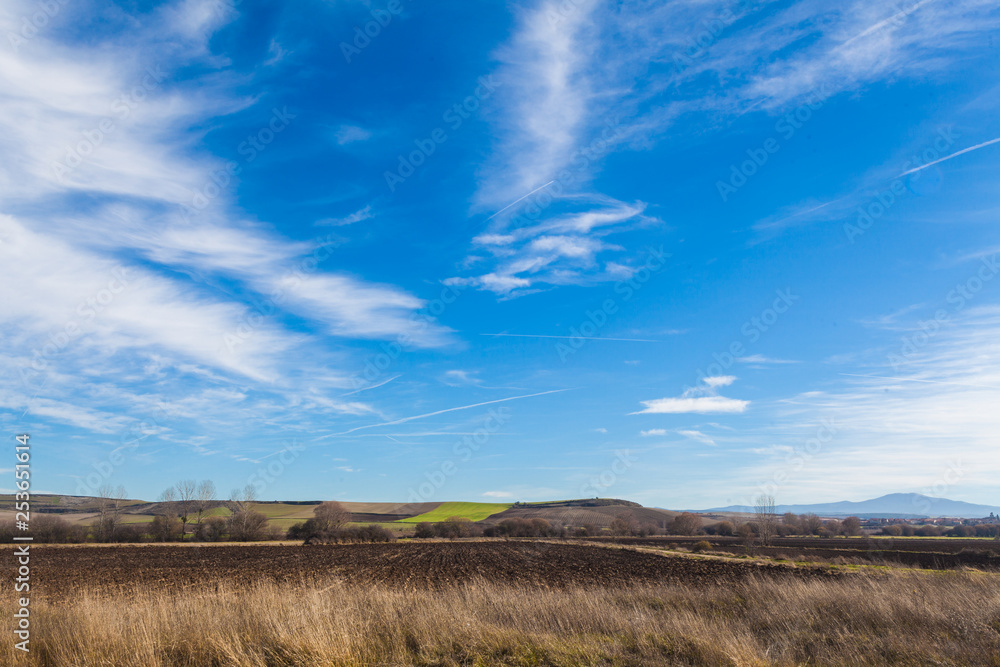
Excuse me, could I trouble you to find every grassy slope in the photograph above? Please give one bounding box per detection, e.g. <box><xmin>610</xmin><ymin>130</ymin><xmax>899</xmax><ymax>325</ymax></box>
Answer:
<box><xmin>397</xmin><ymin>501</ymin><xmax>513</xmax><ymax>523</ymax></box>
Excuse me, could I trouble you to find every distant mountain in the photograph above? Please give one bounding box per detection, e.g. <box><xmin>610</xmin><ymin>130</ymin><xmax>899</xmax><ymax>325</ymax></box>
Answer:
<box><xmin>694</xmin><ymin>493</ymin><xmax>1000</xmax><ymax>519</ymax></box>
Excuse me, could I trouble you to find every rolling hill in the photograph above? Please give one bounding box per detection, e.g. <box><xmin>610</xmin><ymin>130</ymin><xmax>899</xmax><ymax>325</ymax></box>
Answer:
<box><xmin>696</xmin><ymin>493</ymin><xmax>1000</xmax><ymax>519</ymax></box>
<box><xmin>0</xmin><ymin>495</ymin><xmax>666</xmax><ymax>530</ymax></box>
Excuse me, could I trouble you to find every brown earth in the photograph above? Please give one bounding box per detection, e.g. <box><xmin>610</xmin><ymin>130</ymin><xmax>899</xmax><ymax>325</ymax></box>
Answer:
<box><xmin>605</xmin><ymin>536</ymin><xmax>1000</xmax><ymax>569</ymax></box>
<box><xmin>18</xmin><ymin>541</ymin><xmax>838</xmax><ymax>600</ymax></box>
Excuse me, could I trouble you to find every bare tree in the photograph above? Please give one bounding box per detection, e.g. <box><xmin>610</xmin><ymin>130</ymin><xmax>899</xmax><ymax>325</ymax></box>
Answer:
<box><xmin>96</xmin><ymin>484</ymin><xmax>128</xmax><ymax>542</ymax></box>
<box><xmin>802</xmin><ymin>513</ymin><xmax>823</xmax><ymax>535</ymax></box>
<box><xmin>313</xmin><ymin>501</ymin><xmax>350</xmax><ymax>535</ymax></box>
<box><xmin>669</xmin><ymin>512</ymin><xmax>703</xmax><ymax>536</ymax></box>
<box><xmin>175</xmin><ymin>479</ymin><xmax>197</xmax><ymax>534</ymax></box>
<box><xmin>737</xmin><ymin>521</ymin><xmax>757</xmax><ymax>554</ymax></box>
<box><xmin>754</xmin><ymin>494</ymin><xmax>777</xmax><ymax>547</ymax></box>
<box><xmin>227</xmin><ymin>485</ymin><xmax>266</xmax><ymax>541</ymax></box>
<box><xmin>842</xmin><ymin>516</ymin><xmax>862</xmax><ymax>536</ymax></box>
<box><xmin>228</xmin><ymin>484</ymin><xmax>258</xmax><ymax>513</ymax></box>
<box><xmin>194</xmin><ymin>480</ymin><xmax>216</xmax><ymax>527</ymax></box>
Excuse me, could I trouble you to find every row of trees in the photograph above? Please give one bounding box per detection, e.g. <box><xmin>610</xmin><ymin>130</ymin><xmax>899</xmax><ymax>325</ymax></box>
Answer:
<box><xmin>3</xmin><ymin>482</ymin><xmax>283</xmax><ymax>543</ymax></box>
<box><xmin>882</xmin><ymin>523</ymin><xmax>1000</xmax><ymax>538</ymax></box>
<box><xmin>286</xmin><ymin>501</ymin><xmax>393</xmax><ymax>543</ymax></box>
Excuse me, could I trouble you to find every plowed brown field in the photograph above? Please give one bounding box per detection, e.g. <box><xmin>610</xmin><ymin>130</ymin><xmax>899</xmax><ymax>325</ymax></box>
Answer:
<box><xmin>24</xmin><ymin>541</ymin><xmax>836</xmax><ymax>599</ymax></box>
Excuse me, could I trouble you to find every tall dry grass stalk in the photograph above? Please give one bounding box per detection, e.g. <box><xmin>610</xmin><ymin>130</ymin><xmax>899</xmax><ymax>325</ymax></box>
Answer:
<box><xmin>4</xmin><ymin>572</ymin><xmax>999</xmax><ymax>666</ymax></box>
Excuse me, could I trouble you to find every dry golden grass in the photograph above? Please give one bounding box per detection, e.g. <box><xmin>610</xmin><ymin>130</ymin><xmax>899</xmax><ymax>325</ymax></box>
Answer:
<box><xmin>5</xmin><ymin>571</ymin><xmax>1000</xmax><ymax>666</ymax></box>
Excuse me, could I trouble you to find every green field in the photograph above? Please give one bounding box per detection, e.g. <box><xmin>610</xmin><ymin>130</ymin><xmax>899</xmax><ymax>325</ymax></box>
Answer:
<box><xmin>397</xmin><ymin>501</ymin><xmax>512</xmax><ymax>523</ymax></box>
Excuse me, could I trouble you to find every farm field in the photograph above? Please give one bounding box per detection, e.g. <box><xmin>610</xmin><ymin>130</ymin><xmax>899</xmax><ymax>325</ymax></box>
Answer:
<box><xmin>22</xmin><ymin>541</ymin><xmax>834</xmax><ymax>598</ymax></box>
<box><xmin>4</xmin><ymin>540</ymin><xmax>999</xmax><ymax>666</ymax></box>
<box><xmin>396</xmin><ymin>500</ymin><xmax>513</xmax><ymax>523</ymax></box>
<box><xmin>607</xmin><ymin>535</ymin><xmax>1000</xmax><ymax>569</ymax></box>
<box><xmin>485</xmin><ymin>502</ymin><xmax>677</xmax><ymax>529</ymax></box>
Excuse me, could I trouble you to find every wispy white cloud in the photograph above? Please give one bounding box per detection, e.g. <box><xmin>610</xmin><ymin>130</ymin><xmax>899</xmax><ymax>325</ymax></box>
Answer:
<box><xmin>332</xmin><ymin>124</ymin><xmax>372</xmax><ymax>145</ymax></box>
<box><xmin>632</xmin><ymin>376</ymin><xmax>749</xmax><ymax>415</ymax></box>
<box><xmin>0</xmin><ymin>0</ymin><xmax>453</xmax><ymax>443</ymax></box>
<box><xmin>465</xmin><ymin>0</ymin><xmax>1000</xmax><ymax>291</ymax></box>
<box><xmin>483</xmin><ymin>490</ymin><xmax>513</xmax><ymax>498</ymax></box>
<box><xmin>640</xmin><ymin>429</ymin><xmax>666</xmax><ymax>437</ymax></box>
<box><xmin>739</xmin><ymin>355</ymin><xmax>800</xmax><ymax>365</ymax></box>
<box><xmin>634</xmin><ymin>396</ymin><xmax>749</xmax><ymax>415</ymax></box>
<box><xmin>443</xmin><ymin>370</ymin><xmax>480</xmax><ymax>387</ymax></box>
<box><xmin>315</xmin><ymin>205</ymin><xmax>373</xmax><ymax>227</ymax></box>
<box><xmin>677</xmin><ymin>429</ymin><xmax>717</xmax><ymax>446</ymax></box>
<box><xmin>736</xmin><ymin>306</ymin><xmax>1000</xmax><ymax>502</ymax></box>
<box><xmin>703</xmin><ymin>376</ymin><xmax>736</xmax><ymax>388</ymax></box>
<box><xmin>454</xmin><ymin>199</ymin><xmax>654</xmax><ymax>296</ymax></box>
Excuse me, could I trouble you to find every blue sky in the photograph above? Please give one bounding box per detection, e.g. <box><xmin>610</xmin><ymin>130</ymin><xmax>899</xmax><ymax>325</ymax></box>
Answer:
<box><xmin>2</xmin><ymin>0</ymin><xmax>1000</xmax><ymax>509</ymax></box>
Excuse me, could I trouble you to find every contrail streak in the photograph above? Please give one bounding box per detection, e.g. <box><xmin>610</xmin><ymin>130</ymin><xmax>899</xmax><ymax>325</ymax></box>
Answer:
<box><xmin>487</xmin><ymin>181</ymin><xmax>555</xmax><ymax>220</ymax></box>
<box><xmin>338</xmin><ymin>374</ymin><xmax>400</xmax><ymax>397</ymax></box>
<box><xmin>898</xmin><ymin>137</ymin><xmax>1000</xmax><ymax>177</ymax></box>
<box><xmin>313</xmin><ymin>388</ymin><xmax>571</xmax><ymax>439</ymax></box>
<box><xmin>482</xmin><ymin>333</ymin><xmax>664</xmax><ymax>343</ymax></box>
<box><xmin>840</xmin><ymin>373</ymin><xmax>1000</xmax><ymax>390</ymax></box>
<box><xmin>839</xmin><ymin>0</ymin><xmax>937</xmax><ymax>48</ymax></box>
